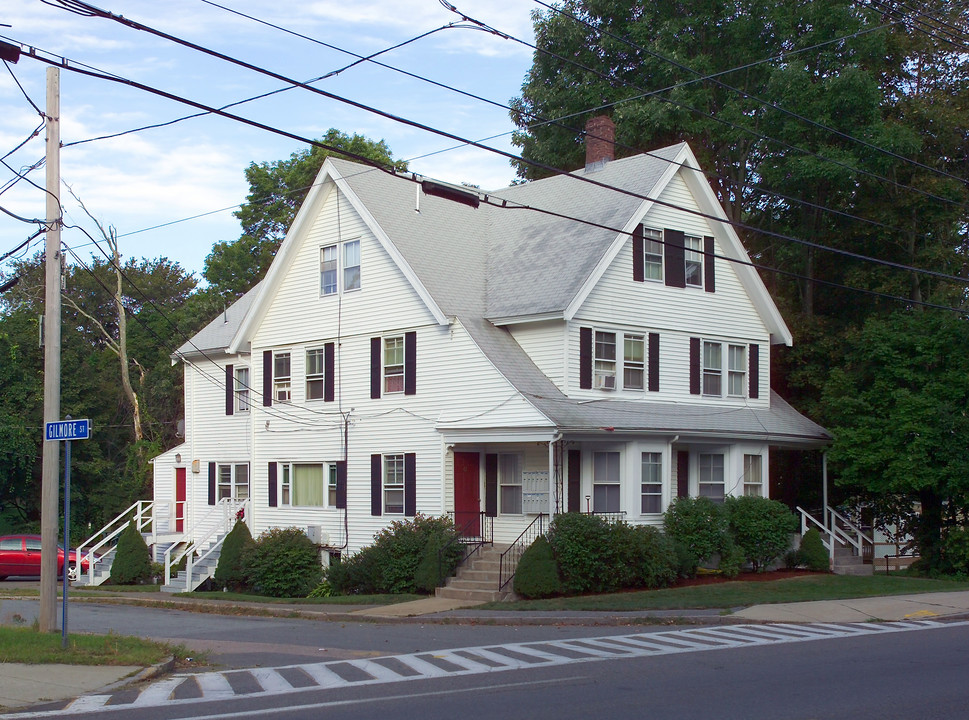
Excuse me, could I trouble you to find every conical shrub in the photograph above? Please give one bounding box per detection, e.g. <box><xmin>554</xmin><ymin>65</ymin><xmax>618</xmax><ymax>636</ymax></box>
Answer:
<box><xmin>109</xmin><ymin>518</ymin><xmax>152</xmax><ymax>585</ymax></box>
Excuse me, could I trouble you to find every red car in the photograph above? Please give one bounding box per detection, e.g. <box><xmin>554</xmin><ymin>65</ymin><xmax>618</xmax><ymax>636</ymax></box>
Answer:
<box><xmin>0</xmin><ymin>534</ymin><xmax>92</xmax><ymax>581</ymax></box>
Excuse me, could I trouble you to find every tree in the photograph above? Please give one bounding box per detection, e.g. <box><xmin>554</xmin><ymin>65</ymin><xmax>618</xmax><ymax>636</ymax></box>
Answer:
<box><xmin>203</xmin><ymin>129</ymin><xmax>407</xmax><ymax>299</ymax></box>
<box><xmin>823</xmin><ymin>310</ymin><xmax>969</xmax><ymax>570</ymax></box>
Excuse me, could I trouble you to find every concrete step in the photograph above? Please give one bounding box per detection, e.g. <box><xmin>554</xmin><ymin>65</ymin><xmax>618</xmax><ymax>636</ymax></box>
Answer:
<box><xmin>833</xmin><ymin>563</ymin><xmax>873</xmax><ymax>576</ymax></box>
<box><xmin>456</xmin><ymin>569</ymin><xmax>501</xmax><ymax>582</ymax></box>
<box><xmin>435</xmin><ymin>586</ymin><xmax>505</xmax><ymax>603</ymax></box>
<box><xmin>445</xmin><ymin>578</ymin><xmax>502</xmax><ymax>591</ymax></box>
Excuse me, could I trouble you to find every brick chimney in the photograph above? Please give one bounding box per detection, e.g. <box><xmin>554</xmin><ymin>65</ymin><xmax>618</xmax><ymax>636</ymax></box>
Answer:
<box><xmin>585</xmin><ymin>115</ymin><xmax>615</xmax><ymax>169</ymax></box>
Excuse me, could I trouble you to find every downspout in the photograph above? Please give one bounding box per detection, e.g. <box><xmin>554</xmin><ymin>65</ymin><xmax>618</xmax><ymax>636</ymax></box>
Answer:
<box><xmin>549</xmin><ymin>433</ymin><xmax>562</xmax><ymax>516</ymax></box>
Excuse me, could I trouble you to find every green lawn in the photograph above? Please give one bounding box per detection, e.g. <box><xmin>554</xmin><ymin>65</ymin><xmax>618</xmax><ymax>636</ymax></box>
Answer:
<box><xmin>0</xmin><ymin>626</ymin><xmax>188</xmax><ymax>666</ymax></box>
<box><xmin>484</xmin><ymin>574</ymin><xmax>969</xmax><ymax>612</ymax></box>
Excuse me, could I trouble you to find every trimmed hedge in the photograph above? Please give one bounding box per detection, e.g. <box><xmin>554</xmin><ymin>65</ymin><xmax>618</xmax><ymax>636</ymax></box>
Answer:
<box><xmin>799</xmin><ymin>527</ymin><xmax>829</xmax><ymax>571</ymax></box>
<box><xmin>109</xmin><ymin>518</ymin><xmax>151</xmax><ymax>585</ymax></box>
<box><xmin>244</xmin><ymin>527</ymin><xmax>322</xmax><ymax>598</ymax></box>
<box><xmin>513</xmin><ymin>535</ymin><xmax>563</xmax><ymax>599</ymax></box>
<box><xmin>214</xmin><ymin>520</ymin><xmax>254</xmax><ymax>591</ymax></box>
<box><xmin>724</xmin><ymin>496</ymin><xmax>798</xmax><ymax>571</ymax></box>
<box><xmin>663</xmin><ymin>496</ymin><xmax>728</xmax><ymax>564</ymax></box>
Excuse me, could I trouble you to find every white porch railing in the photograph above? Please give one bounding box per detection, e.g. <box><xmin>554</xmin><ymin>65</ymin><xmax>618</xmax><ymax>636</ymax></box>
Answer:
<box><xmin>75</xmin><ymin>500</ymin><xmax>154</xmax><ymax>585</ymax></box>
<box><xmin>797</xmin><ymin>505</ymin><xmax>874</xmax><ymax>568</ymax></box>
<box><xmin>163</xmin><ymin>497</ymin><xmax>249</xmax><ymax>592</ymax></box>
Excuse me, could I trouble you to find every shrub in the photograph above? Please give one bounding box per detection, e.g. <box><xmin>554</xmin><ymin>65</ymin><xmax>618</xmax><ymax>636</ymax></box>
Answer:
<box><xmin>213</xmin><ymin>520</ymin><xmax>254</xmax><ymax>591</ymax></box>
<box><xmin>663</xmin><ymin>497</ymin><xmax>728</xmax><ymax>564</ymax></box>
<box><xmin>939</xmin><ymin>528</ymin><xmax>969</xmax><ymax>576</ymax></box>
<box><xmin>244</xmin><ymin>527</ymin><xmax>322</xmax><ymax>598</ymax></box>
<box><xmin>799</xmin><ymin>528</ymin><xmax>829</xmax><ymax>571</ymax></box>
<box><xmin>724</xmin><ymin>496</ymin><xmax>798</xmax><ymax>571</ymax></box>
<box><xmin>326</xmin><ymin>546</ymin><xmax>384</xmax><ymax>595</ymax></box>
<box><xmin>672</xmin><ymin>539</ymin><xmax>699</xmax><ymax>578</ymax></box>
<box><xmin>546</xmin><ymin>513</ymin><xmax>614</xmax><ymax>594</ymax></box>
<box><xmin>514</xmin><ymin>536</ymin><xmax>564</xmax><ymax>599</ymax></box>
<box><xmin>718</xmin><ymin>538</ymin><xmax>745</xmax><ymax>578</ymax></box>
<box><xmin>623</xmin><ymin>525</ymin><xmax>678</xmax><ymax>589</ymax></box>
<box><xmin>109</xmin><ymin>519</ymin><xmax>152</xmax><ymax>585</ymax></box>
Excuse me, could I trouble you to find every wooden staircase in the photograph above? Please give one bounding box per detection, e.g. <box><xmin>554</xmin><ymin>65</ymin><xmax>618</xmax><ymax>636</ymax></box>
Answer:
<box><xmin>436</xmin><ymin>544</ymin><xmax>513</xmax><ymax>603</ymax></box>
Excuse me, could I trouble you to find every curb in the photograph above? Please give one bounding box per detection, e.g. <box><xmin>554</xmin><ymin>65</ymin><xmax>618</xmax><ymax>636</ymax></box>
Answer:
<box><xmin>97</xmin><ymin>655</ymin><xmax>176</xmax><ymax>694</ymax></box>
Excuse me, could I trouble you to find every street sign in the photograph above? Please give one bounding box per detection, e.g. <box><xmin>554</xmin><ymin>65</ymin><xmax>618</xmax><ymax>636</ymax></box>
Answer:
<box><xmin>45</xmin><ymin>418</ymin><xmax>91</xmax><ymax>441</ymax></box>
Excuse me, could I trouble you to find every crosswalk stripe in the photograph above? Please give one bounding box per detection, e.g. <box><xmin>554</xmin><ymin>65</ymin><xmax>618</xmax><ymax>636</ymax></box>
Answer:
<box><xmin>389</xmin><ymin>654</ymin><xmax>457</xmax><ymax>678</ymax></box>
<box><xmin>297</xmin><ymin>663</ymin><xmax>347</xmax><ymax>688</ymax></box>
<box><xmin>354</xmin><ymin>660</ymin><xmax>410</xmax><ymax>682</ymax></box>
<box><xmin>248</xmin><ymin>668</ymin><xmax>293</xmax><ymax>693</ymax></box>
<box><xmin>193</xmin><ymin>672</ymin><xmax>234</xmax><ymax>699</ymax></box>
<box><xmin>63</xmin><ymin>696</ymin><xmax>109</xmax><ymax>712</ymax></box>
<box><xmin>130</xmin><ymin>677</ymin><xmax>183</xmax><ymax>706</ymax></box>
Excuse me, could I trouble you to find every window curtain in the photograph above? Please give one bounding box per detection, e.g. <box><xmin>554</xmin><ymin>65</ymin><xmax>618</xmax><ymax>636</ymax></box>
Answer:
<box><xmin>293</xmin><ymin>465</ymin><xmax>324</xmax><ymax>506</ymax></box>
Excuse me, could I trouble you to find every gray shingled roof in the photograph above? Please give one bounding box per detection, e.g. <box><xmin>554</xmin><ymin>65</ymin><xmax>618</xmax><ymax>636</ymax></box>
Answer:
<box><xmin>175</xmin><ymin>282</ymin><xmax>261</xmax><ymax>357</ymax></box>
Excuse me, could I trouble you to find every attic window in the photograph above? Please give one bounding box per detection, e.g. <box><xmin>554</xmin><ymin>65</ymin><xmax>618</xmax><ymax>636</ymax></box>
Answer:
<box><xmin>421</xmin><ymin>180</ymin><xmax>480</xmax><ymax>209</ymax></box>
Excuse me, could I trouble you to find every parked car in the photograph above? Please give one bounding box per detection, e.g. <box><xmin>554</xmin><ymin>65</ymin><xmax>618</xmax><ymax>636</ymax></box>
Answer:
<box><xmin>0</xmin><ymin>534</ymin><xmax>92</xmax><ymax>581</ymax></box>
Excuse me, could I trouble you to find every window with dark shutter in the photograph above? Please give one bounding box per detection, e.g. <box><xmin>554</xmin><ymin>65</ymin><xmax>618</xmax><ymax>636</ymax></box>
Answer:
<box><xmin>648</xmin><ymin>333</ymin><xmax>660</xmax><ymax>392</ymax></box>
<box><xmin>404</xmin><ymin>453</ymin><xmax>417</xmax><ymax>516</ymax></box>
<box><xmin>225</xmin><ymin>365</ymin><xmax>234</xmax><ymax>416</ymax></box>
<box><xmin>485</xmin><ymin>453</ymin><xmax>498</xmax><ymax>517</ymax></box>
<box><xmin>689</xmin><ymin>337</ymin><xmax>701</xmax><ymax>395</ymax></box>
<box><xmin>262</xmin><ymin>350</ymin><xmax>272</xmax><ymax>407</ymax></box>
<box><xmin>268</xmin><ymin>462</ymin><xmax>277</xmax><ymax>507</ymax></box>
<box><xmin>632</xmin><ymin>224</ymin><xmax>644</xmax><ymax>283</ymax></box>
<box><xmin>208</xmin><ymin>462</ymin><xmax>216</xmax><ymax>505</ymax></box>
<box><xmin>704</xmin><ymin>236</ymin><xmax>716</xmax><ymax>293</ymax></box>
<box><xmin>370</xmin><ymin>337</ymin><xmax>381</xmax><ymax>399</ymax></box>
<box><xmin>404</xmin><ymin>331</ymin><xmax>417</xmax><ymax>396</ymax></box>
<box><xmin>664</xmin><ymin>229</ymin><xmax>685</xmax><ymax>288</ymax></box>
<box><xmin>579</xmin><ymin>327</ymin><xmax>593</xmax><ymax>389</ymax></box>
<box><xmin>370</xmin><ymin>454</ymin><xmax>382</xmax><ymax>516</ymax></box>
<box><xmin>324</xmin><ymin>343</ymin><xmax>335</xmax><ymax>402</ymax></box>
<box><xmin>336</xmin><ymin>460</ymin><xmax>347</xmax><ymax>509</ymax></box>
<box><xmin>749</xmin><ymin>343</ymin><xmax>760</xmax><ymax>399</ymax></box>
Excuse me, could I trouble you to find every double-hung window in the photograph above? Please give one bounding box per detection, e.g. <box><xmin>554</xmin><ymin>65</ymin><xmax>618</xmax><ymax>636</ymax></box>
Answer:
<box><xmin>641</xmin><ymin>452</ymin><xmax>662</xmax><ymax>514</ymax></box>
<box><xmin>702</xmin><ymin>342</ymin><xmax>722</xmax><ymax>396</ymax></box>
<box><xmin>743</xmin><ymin>454</ymin><xmax>763</xmax><ymax>496</ymax></box>
<box><xmin>624</xmin><ymin>334</ymin><xmax>645</xmax><ymax>390</ymax></box>
<box><xmin>727</xmin><ymin>345</ymin><xmax>746</xmax><ymax>397</ymax></box>
<box><xmin>644</xmin><ymin>228</ymin><xmax>663</xmax><ymax>281</ymax></box>
<box><xmin>273</xmin><ymin>352</ymin><xmax>291</xmax><ymax>402</ymax></box>
<box><xmin>306</xmin><ymin>348</ymin><xmax>325</xmax><ymax>400</ymax></box>
<box><xmin>593</xmin><ymin>451</ymin><xmax>621</xmax><ymax>513</ymax></box>
<box><xmin>218</xmin><ymin>463</ymin><xmax>249</xmax><ymax>501</ymax></box>
<box><xmin>698</xmin><ymin>453</ymin><xmax>725</xmax><ymax>502</ymax></box>
<box><xmin>499</xmin><ymin>454</ymin><xmax>522</xmax><ymax>515</ymax></box>
<box><xmin>594</xmin><ymin>331</ymin><xmax>617</xmax><ymax>390</ymax></box>
<box><xmin>320</xmin><ymin>239</ymin><xmax>361</xmax><ymax>295</ymax></box>
<box><xmin>279</xmin><ymin>463</ymin><xmax>333</xmax><ymax>507</ymax></box>
<box><xmin>233</xmin><ymin>367</ymin><xmax>250</xmax><ymax>413</ymax></box>
<box><xmin>383</xmin><ymin>336</ymin><xmax>405</xmax><ymax>394</ymax></box>
<box><xmin>685</xmin><ymin>235</ymin><xmax>703</xmax><ymax>287</ymax></box>
<box><xmin>384</xmin><ymin>454</ymin><xmax>405</xmax><ymax>514</ymax></box>
<box><xmin>328</xmin><ymin>464</ymin><xmax>339</xmax><ymax>506</ymax></box>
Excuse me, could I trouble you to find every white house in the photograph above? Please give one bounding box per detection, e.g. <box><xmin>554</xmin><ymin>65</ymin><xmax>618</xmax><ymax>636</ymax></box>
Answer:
<box><xmin>150</xmin><ymin>121</ymin><xmax>829</xmax><ymax>578</ymax></box>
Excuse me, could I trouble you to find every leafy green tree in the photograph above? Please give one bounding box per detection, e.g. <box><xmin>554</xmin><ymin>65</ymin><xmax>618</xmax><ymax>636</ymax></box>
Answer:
<box><xmin>823</xmin><ymin>309</ymin><xmax>969</xmax><ymax>570</ymax></box>
<box><xmin>204</xmin><ymin>129</ymin><xmax>407</xmax><ymax>298</ymax></box>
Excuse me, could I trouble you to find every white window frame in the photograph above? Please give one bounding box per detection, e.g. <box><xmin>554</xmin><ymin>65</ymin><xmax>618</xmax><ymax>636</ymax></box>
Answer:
<box><xmin>685</xmin><ymin>234</ymin><xmax>703</xmax><ymax>287</ymax></box>
<box><xmin>233</xmin><ymin>366</ymin><xmax>250</xmax><ymax>413</ymax></box>
<box><xmin>383</xmin><ymin>336</ymin><xmax>405</xmax><ymax>394</ymax></box>
<box><xmin>594</xmin><ymin>331</ymin><xmax>617</xmax><ymax>390</ymax></box>
<box><xmin>641</xmin><ymin>451</ymin><xmax>663</xmax><ymax>514</ymax></box>
<box><xmin>306</xmin><ymin>348</ymin><xmax>325</xmax><ymax>401</ymax></box>
<box><xmin>274</xmin><ymin>352</ymin><xmax>292</xmax><ymax>403</ymax></box>
<box><xmin>592</xmin><ymin>451</ymin><xmax>621</xmax><ymax>513</ymax></box>
<box><xmin>498</xmin><ymin>454</ymin><xmax>523</xmax><ymax>515</ymax></box>
<box><xmin>218</xmin><ymin>463</ymin><xmax>249</xmax><ymax>501</ymax></box>
<box><xmin>643</xmin><ymin>227</ymin><xmax>663</xmax><ymax>281</ymax></box>
<box><xmin>698</xmin><ymin>452</ymin><xmax>725</xmax><ymax>503</ymax></box>
<box><xmin>278</xmin><ymin>462</ymin><xmax>332</xmax><ymax>507</ymax></box>
<box><xmin>328</xmin><ymin>464</ymin><xmax>339</xmax><ymax>507</ymax></box>
<box><xmin>702</xmin><ymin>341</ymin><xmax>722</xmax><ymax>397</ymax></box>
<box><xmin>743</xmin><ymin>454</ymin><xmax>763</xmax><ymax>497</ymax></box>
<box><xmin>384</xmin><ymin>454</ymin><xmax>405</xmax><ymax>515</ymax></box>
<box><xmin>727</xmin><ymin>344</ymin><xmax>746</xmax><ymax>397</ymax></box>
<box><xmin>623</xmin><ymin>334</ymin><xmax>645</xmax><ymax>390</ymax></box>
<box><xmin>320</xmin><ymin>238</ymin><xmax>361</xmax><ymax>296</ymax></box>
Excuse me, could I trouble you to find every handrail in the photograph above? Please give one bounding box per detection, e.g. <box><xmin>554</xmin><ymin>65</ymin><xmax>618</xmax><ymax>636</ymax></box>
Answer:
<box><xmin>437</xmin><ymin>512</ymin><xmax>492</xmax><ymax>588</ymax></box>
<box><xmin>76</xmin><ymin>500</ymin><xmax>154</xmax><ymax>585</ymax></box>
<box><xmin>797</xmin><ymin>505</ymin><xmax>875</xmax><ymax>569</ymax></box>
<box><xmin>165</xmin><ymin>497</ymin><xmax>248</xmax><ymax>591</ymax></box>
<box><xmin>498</xmin><ymin>513</ymin><xmax>548</xmax><ymax>591</ymax></box>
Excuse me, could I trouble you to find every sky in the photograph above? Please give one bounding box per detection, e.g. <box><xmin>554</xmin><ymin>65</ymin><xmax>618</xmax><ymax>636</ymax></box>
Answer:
<box><xmin>0</xmin><ymin>0</ymin><xmax>537</xmax><ymax>282</ymax></box>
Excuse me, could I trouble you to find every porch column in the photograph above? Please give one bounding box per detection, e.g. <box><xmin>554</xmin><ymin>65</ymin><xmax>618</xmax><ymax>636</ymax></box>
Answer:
<box><xmin>549</xmin><ymin>434</ymin><xmax>561</xmax><ymax>516</ymax></box>
<box><xmin>822</xmin><ymin>451</ymin><xmax>829</xmax><ymax>530</ymax></box>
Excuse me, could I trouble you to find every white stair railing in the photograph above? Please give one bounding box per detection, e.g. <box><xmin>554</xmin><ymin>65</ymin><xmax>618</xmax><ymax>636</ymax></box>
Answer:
<box><xmin>75</xmin><ymin>500</ymin><xmax>154</xmax><ymax>585</ymax></box>
<box><xmin>164</xmin><ymin>497</ymin><xmax>249</xmax><ymax>592</ymax></box>
<box><xmin>797</xmin><ymin>505</ymin><xmax>875</xmax><ymax>569</ymax></box>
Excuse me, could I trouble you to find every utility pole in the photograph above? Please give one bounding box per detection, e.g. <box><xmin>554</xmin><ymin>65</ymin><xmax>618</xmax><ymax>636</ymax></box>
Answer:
<box><xmin>39</xmin><ymin>66</ymin><xmax>61</xmax><ymax>634</ymax></box>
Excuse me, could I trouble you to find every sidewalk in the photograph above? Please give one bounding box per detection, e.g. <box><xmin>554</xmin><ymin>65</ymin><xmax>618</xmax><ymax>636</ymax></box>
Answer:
<box><xmin>2</xmin><ymin>589</ymin><xmax>968</xmax><ymax>711</ymax></box>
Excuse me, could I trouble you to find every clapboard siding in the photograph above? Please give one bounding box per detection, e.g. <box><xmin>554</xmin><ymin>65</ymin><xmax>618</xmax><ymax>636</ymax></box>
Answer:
<box><xmin>507</xmin><ymin>320</ymin><xmax>567</xmax><ymax>388</ymax></box>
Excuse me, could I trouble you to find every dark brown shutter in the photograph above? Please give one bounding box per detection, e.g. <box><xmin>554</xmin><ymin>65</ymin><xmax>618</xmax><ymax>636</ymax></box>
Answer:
<box><xmin>689</xmin><ymin>337</ymin><xmax>701</xmax><ymax>395</ymax></box>
<box><xmin>370</xmin><ymin>337</ymin><xmax>381</xmax><ymax>399</ymax></box>
<box><xmin>207</xmin><ymin>462</ymin><xmax>216</xmax><ymax>505</ymax></box>
<box><xmin>370</xmin><ymin>454</ymin><xmax>382</xmax><ymax>516</ymax></box>
<box><xmin>703</xmin><ymin>236</ymin><xmax>716</xmax><ymax>293</ymax></box>
<box><xmin>632</xmin><ymin>224</ymin><xmax>644</xmax><ymax>283</ymax></box>
<box><xmin>268</xmin><ymin>462</ymin><xmax>277</xmax><ymax>507</ymax></box>
<box><xmin>749</xmin><ymin>343</ymin><xmax>760</xmax><ymax>399</ymax></box>
<box><xmin>324</xmin><ymin>342</ymin><xmax>335</xmax><ymax>402</ymax></box>
<box><xmin>677</xmin><ymin>452</ymin><xmax>689</xmax><ymax>498</ymax></box>
<box><xmin>404</xmin><ymin>453</ymin><xmax>417</xmax><ymax>516</ymax></box>
<box><xmin>664</xmin><ymin>229</ymin><xmax>685</xmax><ymax>288</ymax></box>
<box><xmin>404</xmin><ymin>331</ymin><xmax>417</xmax><ymax>396</ymax></box>
<box><xmin>648</xmin><ymin>332</ymin><xmax>660</xmax><ymax>392</ymax></box>
<box><xmin>225</xmin><ymin>364</ymin><xmax>234</xmax><ymax>416</ymax></box>
<box><xmin>262</xmin><ymin>350</ymin><xmax>272</xmax><ymax>407</ymax></box>
<box><xmin>335</xmin><ymin>460</ymin><xmax>347</xmax><ymax>509</ymax></box>
<box><xmin>485</xmin><ymin>453</ymin><xmax>498</xmax><ymax>517</ymax></box>
<box><xmin>567</xmin><ymin>449</ymin><xmax>581</xmax><ymax>513</ymax></box>
<box><xmin>579</xmin><ymin>327</ymin><xmax>593</xmax><ymax>390</ymax></box>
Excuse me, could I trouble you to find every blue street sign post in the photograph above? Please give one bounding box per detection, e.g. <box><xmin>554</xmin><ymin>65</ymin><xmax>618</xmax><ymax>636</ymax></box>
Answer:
<box><xmin>44</xmin><ymin>417</ymin><xmax>90</xmax><ymax>648</ymax></box>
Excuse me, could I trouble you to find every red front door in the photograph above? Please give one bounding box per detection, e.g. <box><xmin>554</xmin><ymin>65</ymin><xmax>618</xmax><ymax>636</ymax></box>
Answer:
<box><xmin>175</xmin><ymin>467</ymin><xmax>186</xmax><ymax>532</ymax></box>
<box><xmin>453</xmin><ymin>451</ymin><xmax>481</xmax><ymax>536</ymax></box>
